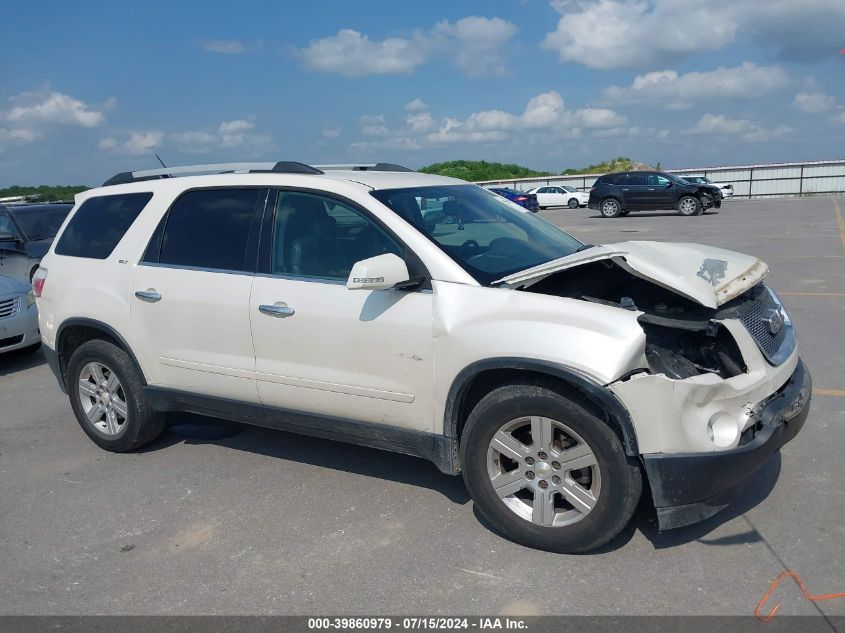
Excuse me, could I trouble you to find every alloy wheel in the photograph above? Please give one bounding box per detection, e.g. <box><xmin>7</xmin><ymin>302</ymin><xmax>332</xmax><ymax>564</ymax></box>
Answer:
<box><xmin>78</xmin><ymin>362</ymin><xmax>128</xmax><ymax>436</ymax></box>
<box><xmin>486</xmin><ymin>416</ymin><xmax>601</xmax><ymax>527</ymax></box>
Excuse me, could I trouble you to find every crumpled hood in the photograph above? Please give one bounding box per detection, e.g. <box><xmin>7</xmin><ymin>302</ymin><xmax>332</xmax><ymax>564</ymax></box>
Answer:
<box><xmin>495</xmin><ymin>241</ymin><xmax>768</xmax><ymax>309</ymax></box>
<box><xmin>0</xmin><ymin>273</ymin><xmax>30</xmax><ymax>297</ymax></box>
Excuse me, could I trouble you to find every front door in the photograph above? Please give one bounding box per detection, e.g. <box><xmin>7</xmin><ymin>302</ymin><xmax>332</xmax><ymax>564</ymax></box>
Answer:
<box><xmin>249</xmin><ymin>190</ymin><xmax>435</xmax><ymax>432</ymax></box>
<box><xmin>621</xmin><ymin>173</ymin><xmax>649</xmax><ymax>209</ymax></box>
<box><xmin>131</xmin><ymin>187</ymin><xmax>266</xmax><ymax>403</ymax></box>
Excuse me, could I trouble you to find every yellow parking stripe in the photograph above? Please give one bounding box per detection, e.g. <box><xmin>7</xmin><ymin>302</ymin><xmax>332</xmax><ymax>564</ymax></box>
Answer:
<box><xmin>835</xmin><ymin>197</ymin><xmax>845</xmax><ymax>252</ymax></box>
<box><xmin>814</xmin><ymin>388</ymin><xmax>845</xmax><ymax>398</ymax></box>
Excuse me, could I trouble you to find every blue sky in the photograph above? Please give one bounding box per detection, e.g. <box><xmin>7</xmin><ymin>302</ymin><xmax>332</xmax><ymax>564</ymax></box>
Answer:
<box><xmin>2</xmin><ymin>0</ymin><xmax>844</xmax><ymax>185</ymax></box>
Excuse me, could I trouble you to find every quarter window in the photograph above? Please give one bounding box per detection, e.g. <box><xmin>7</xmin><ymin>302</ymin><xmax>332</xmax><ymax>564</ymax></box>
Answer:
<box><xmin>155</xmin><ymin>189</ymin><xmax>259</xmax><ymax>271</ymax></box>
<box><xmin>55</xmin><ymin>193</ymin><xmax>152</xmax><ymax>259</ymax></box>
<box><xmin>270</xmin><ymin>191</ymin><xmax>400</xmax><ymax>280</ymax></box>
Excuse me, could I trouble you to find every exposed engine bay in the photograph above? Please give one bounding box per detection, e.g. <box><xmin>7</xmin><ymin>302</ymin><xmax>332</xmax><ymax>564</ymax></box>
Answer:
<box><xmin>521</xmin><ymin>259</ymin><xmax>749</xmax><ymax>380</ymax></box>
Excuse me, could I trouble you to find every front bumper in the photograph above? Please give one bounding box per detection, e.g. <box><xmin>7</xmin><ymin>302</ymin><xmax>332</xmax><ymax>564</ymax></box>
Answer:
<box><xmin>643</xmin><ymin>359</ymin><xmax>811</xmax><ymax>530</ymax></box>
<box><xmin>0</xmin><ymin>299</ymin><xmax>40</xmax><ymax>354</ymax></box>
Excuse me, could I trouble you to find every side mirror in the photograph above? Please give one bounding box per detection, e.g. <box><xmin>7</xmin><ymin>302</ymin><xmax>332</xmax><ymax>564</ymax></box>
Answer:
<box><xmin>347</xmin><ymin>253</ymin><xmax>410</xmax><ymax>291</ymax></box>
<box><xmin>0</xmin><ymin>231</ymin><xmax>18</xmax><ymax>242</ymax></box>
<box><xmin>666</xmin><ymin>181</ymin><xmax>673</xmax><ymax>188</ymax></box>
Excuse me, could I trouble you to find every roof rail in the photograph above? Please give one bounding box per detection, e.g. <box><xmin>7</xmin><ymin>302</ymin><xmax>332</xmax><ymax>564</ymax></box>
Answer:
<box><xmin>314</xmin><ymin>163</ymin><xmax>413</xmax><ymax>172</ymax></box>
<box><xmin>102</xmin><ymin>161</ymin><xmax>324</xmax><ymax>186</ymax></box>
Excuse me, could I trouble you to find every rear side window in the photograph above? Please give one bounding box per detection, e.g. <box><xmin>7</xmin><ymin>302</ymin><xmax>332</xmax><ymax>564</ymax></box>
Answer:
<box><xmin>55</xmin><ymin>193</ymin><xmax>153</xmax><ymax>259</ymax></box>
<box><xmin>153</xmin><ymin>188</ymin><xmax>259</xmax><ymax>272</ymax></box>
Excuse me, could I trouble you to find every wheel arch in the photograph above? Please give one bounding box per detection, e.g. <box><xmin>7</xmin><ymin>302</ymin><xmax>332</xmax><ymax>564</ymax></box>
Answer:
<box><xmin>443</xmin><ymin>358</ymin><xmax>640</xmax><ymax>468</ymax></box>
<box><xmin>55</xmin><ymin>318</ymin><xmax>147</xmax><ymax>391</ymax></box>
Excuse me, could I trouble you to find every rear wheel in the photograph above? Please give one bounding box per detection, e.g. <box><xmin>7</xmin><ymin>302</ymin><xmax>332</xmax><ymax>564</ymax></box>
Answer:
<box><xmin>567</xmin><ymin>198</ymin><xmax>579</xmax><ymax>209</ymax></box>
<box><xmin>461</xmin><ymin>382</ymin><xmax>642</xmax><ymax>553</ymax></box>
<box><xmin>600</xmin><ymin>198</ymin><xmax>622</xmax><ymax>218</ymax></box>
<box><xmin>67</xmin><ymin>339</ymin><xmax>165</xmax><ymax>452</ymax></box>
<box><xmin>678</xmin><ymin>196</ymin><xmax>701</xmax><ymax>216</ymax></box>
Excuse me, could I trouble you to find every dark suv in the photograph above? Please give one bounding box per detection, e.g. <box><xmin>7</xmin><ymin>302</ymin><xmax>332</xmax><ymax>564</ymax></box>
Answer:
<box><xmin>0</xmin><ymin>203</ymin><xmax>73</xmax><ymax>281</ymax></box>
<box><xmin>588</xmin><ymin>171</ymin><xmax>722</xmax><ymax>218</ymax></box>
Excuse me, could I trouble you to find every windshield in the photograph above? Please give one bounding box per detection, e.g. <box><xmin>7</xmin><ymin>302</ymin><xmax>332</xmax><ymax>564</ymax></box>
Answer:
<box><xmin>371</xmin><ymin>185</ymin><xmax>584</xmax><ymax>285</ymax></box>
<box><xmin>9</xmin><ymin>205</ymin><xmax>71</xmax><ymax>241</ymax></box>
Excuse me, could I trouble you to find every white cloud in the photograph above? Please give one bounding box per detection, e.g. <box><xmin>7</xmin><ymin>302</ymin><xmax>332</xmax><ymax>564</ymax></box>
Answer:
<box><xmin>602</xmin><ymin>63</ymin><xmax>789</xmax><ymax>109</ymax></box>
<box><xmin>362</xmin><ymin>125</ymin><xmax>390</xmax><ymax>137</ymax></box>
<box><xmin>687</xmin><ymin>113</ymin><xmax>791</xmax><ymax>143</ymax></box>
<box><xmin>168</xmin><ymin>119</ymin><xmax>271</xmax><ymax>153</ymax></box>
<box><xmin>793</xmin><ymin>91</ymin><xmax>837</xmax><ymax>114</ymax></box>
<box><xmin>542</xmin><ymin>0</ymin><xmax>845</xmax><ymax>69</ymax></box>
<box><xmin>0</xmin><ymin>88</ymin><xmax>109</xmax><ymax>151</ymax></box>
<box><xmin>406</xmin><ymin>111</ymin><xmax>435</xmax><ymax>133</ymax></box>
<box><xmin>4</xmin><ymin>89</ymin><xmax>106</xmax><ymax>128</ymax></box>
<box><xmin>321</xmin><ymin>127</ymin><xmax>341</xmax><ymax>139</ymax></box>
<box><xmin>99</xmin><ymin>130</ymin><xmax>165</xmax><ymax>156</ymax></box>
<box><xmin>832</xmin><ymin>111</ymin><xmax>845</xmax><ymax>126</ymax></box>
<box><xmin>405</xmin><ymin>98</ymin><xmax>428</xmax><ymax>112</ymax></box>
<box><xmin>360</xmin><ymin>114</ymin><xmax>386</xmax><ymax>125</ymax></box>
<box><xmin>202</xmin><ymin>40</ymin><xmax>246</xmax><ymax>54</ymax></box>
<box><xmin>297</xmin><ymin>29</ymin><xmax>428</xmax><ymax>77</ymax></box>
<box><xmin>432</xmin><ymin>16</ymin><xmax>517</xmax><ymax>76</ymax></box>
<box><xmin>296</xmin><ymin>16</ymin><xmax>517</xmax><ymax>77</ymax></box>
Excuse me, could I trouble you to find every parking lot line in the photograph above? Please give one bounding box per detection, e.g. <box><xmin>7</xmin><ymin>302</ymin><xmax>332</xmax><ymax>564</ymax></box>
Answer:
<box><xmin>835</xmin><ymin>197</ymin><xmax>845</xmax><ymax>252</ymax></box>
<box><xmin>813</xmin><ymin>388</ymin><xmax>845</xmax><ymax>397</ymax></box>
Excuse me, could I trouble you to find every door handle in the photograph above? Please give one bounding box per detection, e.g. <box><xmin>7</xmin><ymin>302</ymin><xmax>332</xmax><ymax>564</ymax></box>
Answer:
<box><xmin>622</xmin><ymin>188</ymin><xmax>629</xmax><ymax>191</ymax></box>
<box><xmin>648</xmin><ymin>188</ymin><xmax>655</xmax><ymax>191</ymax></box>
<box><xmin>259</xmin><ymin>303</ymin><xmax>295</xmax><ymax>318</ymax></box>
<box><xmin>134</xmin><ymin>289</ymin><xmax>162</xmax><ymax>302</ymax></box>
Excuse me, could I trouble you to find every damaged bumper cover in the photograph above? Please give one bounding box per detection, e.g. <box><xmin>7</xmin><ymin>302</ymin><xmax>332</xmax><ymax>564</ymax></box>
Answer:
<box><xmin>643</xmin><ymin>359</ymin><xmax>811</xmax><ymax>530</ymax></box>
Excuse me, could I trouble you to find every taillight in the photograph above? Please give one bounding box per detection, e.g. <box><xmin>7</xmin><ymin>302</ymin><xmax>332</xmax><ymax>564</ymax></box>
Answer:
<box><xmin>32</xmin><ymin>267</ymin><xmax>47</xmax><ymax>298</ymax></box>
<box><xmin>516</xmin><ymin>196</ymin><xmax>527</xmax><ymax>202</ymax></box>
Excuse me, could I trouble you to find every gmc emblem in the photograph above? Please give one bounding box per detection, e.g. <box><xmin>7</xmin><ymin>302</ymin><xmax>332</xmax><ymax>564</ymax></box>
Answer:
<box><xmin>763</xmin><ymin>308</ymin><xmax>785</xmax><ymax>335</ymax></box>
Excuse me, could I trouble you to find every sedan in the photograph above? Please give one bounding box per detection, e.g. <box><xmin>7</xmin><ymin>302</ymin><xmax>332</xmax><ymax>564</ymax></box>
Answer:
<box><xmin>487</xmin><ymin>187</ymin><xmax>540</xmax><ymax>212</ymax></box>
<box><xmin>0</xmin><ymin>274</ymin><xmax>40</xmax><ymax>355</ymax></box>
<box><xmin>0</xmin><ymin>202</ymin><xmax>73</xmax><ymax>282</ymax></box>
<box><xmin>681</xmin><ymin>176</ymin><xmax>734</xmax><ymax>198</ymax></box>
<box><xmin>527</xmin><ymin>185</ymin><xmax>590</xmax><ymax>209</ymax></box>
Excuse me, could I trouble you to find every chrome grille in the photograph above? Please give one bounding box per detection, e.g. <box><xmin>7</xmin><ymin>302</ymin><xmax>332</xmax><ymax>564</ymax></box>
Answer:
<box><xmin>735</xmin><ymin>286</ymin><xmax>794</xmax><ymax>364</ymax></box>
<box><xmin>0</xmin><ymin>297</ymin><xmax>19</xmax><ymax>320</ymax></box>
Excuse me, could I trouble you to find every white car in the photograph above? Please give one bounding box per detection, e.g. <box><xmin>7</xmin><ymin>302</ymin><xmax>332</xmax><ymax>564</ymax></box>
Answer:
<box><xmin>527</xmin><ymin>185</ymin><xmax>590</xmax><ymax>209</ymax></box>
<box><xmin>35</xmin><ymin>161</ymin><xmax>810</xmax><ymax>553</ymax></box>
<box><xmin>0</xmin><ymin>274</ymin><xmax>40</xmax><ymax>354</ymax></box>
<box><xmin>682</xmin><ymin>176</ymin><xmax>734</xmax><ymax>198</ymax></box>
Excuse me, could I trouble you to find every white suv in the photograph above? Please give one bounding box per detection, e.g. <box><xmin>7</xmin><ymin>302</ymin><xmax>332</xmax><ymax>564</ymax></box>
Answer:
<box><xmin>35</xmin><ymin>161</ymin><xmax>811</xmax><ymax>553</ymax></box>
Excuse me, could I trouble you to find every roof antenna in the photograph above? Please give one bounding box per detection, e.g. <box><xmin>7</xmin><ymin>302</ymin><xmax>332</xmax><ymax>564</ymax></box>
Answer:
<box><xmin>155</xmin><ymin>154</ymin><xmax>167</xmax><ymax>168</ymax></box>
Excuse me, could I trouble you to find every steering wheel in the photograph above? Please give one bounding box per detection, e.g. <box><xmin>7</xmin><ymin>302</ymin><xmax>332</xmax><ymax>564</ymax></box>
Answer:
<box><xmin>459</xmin><ymin>239</ymin><xmax>480</xmax><ymax>258</ymax></box>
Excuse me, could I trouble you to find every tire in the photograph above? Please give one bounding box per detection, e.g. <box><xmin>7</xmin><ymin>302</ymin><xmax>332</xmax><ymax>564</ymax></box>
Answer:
<box><xmin>567</xmin><ymin>198</ymin><xmax>579</xmax><ymax>209</ymax></box>
<box><xmin>460</xmin><ymin>381</ymin><xmax>642</xmax><ymax>553</ymax></box>
<box><xmin>67</xmin><ymin>339</ymin><xmax>165</xmax><ymax>452</ymax></box>
<box><xmin>678</xmin><ymin>196</ymin><xmax>701</xmax><ymax>216</ymax></box>
<box><xmin>600</xmin><ymin>198</ymin><xmax>622</xmax><ymax>218</ymax></box>
<box><xmin>539</xmin><ymin>206</ymin><xmax>547</xmax><ymax>210</ymax></box>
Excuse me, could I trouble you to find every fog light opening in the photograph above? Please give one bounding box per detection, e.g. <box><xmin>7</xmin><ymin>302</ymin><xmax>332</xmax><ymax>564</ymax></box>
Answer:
<box><xmin>707</xmin><ymin>412</ymin><xmax>740</xmax><ymax>449</ymax></box>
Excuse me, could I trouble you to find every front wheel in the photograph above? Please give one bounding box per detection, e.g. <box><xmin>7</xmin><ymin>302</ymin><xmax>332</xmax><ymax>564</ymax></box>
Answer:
<box><xmin>600</xmin><ymin>198</ymin><xmax>622</xmax><ymax>218</ymax></box>
<box><xmin>460</xmin><ymin>382</ymin><xmax>642</xmax><ymax>553</ymax></box>
<box><xmin>678</xmin><ymin>196</ymin><xmax>701</xmax><ymax>216</ymax></box>
<box><xmin>567</xmin><ymin>198</ymin><xmax>579</xmax><ymax>209</ymax></box>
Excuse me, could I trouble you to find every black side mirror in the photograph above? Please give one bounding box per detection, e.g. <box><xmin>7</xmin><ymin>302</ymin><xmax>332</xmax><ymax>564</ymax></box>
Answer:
<box><xmin>666</xmin><ymin>181</ymin><xmax>673</xmax><ymax>188</ymax></box>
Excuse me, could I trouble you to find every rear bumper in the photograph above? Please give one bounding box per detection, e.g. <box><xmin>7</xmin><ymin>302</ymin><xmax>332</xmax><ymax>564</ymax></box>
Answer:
<box><xmin>43</xmin><ymin>343</ymin><xmax>67</xmax><ymax>393</ymax></box>
<box><xmin>643</xmin><ymin>359</ymin><xmax>811</xmax><ymax>530</ymax></box>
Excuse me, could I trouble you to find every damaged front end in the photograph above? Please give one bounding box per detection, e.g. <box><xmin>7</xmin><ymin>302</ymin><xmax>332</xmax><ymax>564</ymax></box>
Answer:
<box><xmin>506</xmin><ymin>242</ymin><xmax>809</xmax><ymax>530</ymax></box>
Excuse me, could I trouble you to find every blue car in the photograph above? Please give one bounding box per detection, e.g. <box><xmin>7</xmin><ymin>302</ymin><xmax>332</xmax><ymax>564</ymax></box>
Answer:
<box><xmin>487</xmin><ymin>188</ymin><xmax>540</xmax><ymax>213</ymax></box>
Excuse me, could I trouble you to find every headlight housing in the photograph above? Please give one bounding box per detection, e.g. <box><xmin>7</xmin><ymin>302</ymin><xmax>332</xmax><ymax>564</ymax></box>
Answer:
<box><xmin>25</xmin><ymin>290</ymin><xmax>36</xmax><ymax>308</ymax></box>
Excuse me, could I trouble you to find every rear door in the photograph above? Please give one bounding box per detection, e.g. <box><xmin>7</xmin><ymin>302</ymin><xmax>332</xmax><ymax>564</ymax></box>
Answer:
<box><xmin>621</xmin><ymin>173</ymin><xmax>649</xmax><ymax>208</ymax></box>
<box><xmin>249</xmin><ymin>189</ymin><xmax>435</xmax><ymax>431</ymax></box>
<box><xmin>131</xmin><ymin>187</ymin><xmax>266</xmax><ymax>403</ymax></box>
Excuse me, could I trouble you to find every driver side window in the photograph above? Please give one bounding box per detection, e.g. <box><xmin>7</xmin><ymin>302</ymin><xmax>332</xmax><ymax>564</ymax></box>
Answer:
<box><xmin>270</xmin><ymin>192</ymin><xmax>401</xmax><ymax>280</ymax></box>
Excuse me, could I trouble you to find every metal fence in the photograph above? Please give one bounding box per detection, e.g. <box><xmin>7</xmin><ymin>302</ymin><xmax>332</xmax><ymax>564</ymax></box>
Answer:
<box><xmin>475</xmin><ymin>159</ymin><xmax>845</xmax><ymax>199</ymax></box>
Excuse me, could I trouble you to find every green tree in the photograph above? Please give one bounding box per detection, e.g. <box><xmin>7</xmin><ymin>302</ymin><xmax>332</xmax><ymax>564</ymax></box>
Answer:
<box><xmin>0</xmin><ymin>185</ymin><xmax>89</xmax><ymax>202</ymax></box>
<box><xmin>419</xmin><ymin>160</ymin><xmax>554</xmax><ymax>181</ymax></box>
